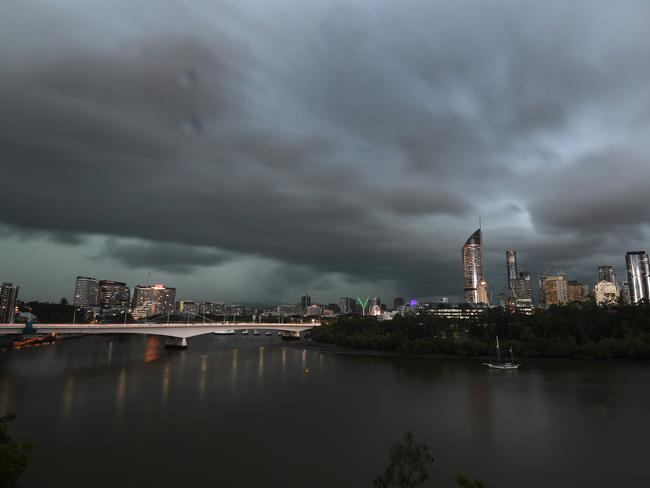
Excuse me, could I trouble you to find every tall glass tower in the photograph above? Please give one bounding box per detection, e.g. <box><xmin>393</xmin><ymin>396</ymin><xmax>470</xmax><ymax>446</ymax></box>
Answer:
<box><xmin>506</xmin><ymin>250</ymin><xmax>518</xmax><ymax>298</ymax></box>
<box><xmin>625</xmin><ymin>252</ymin><xmax>650</xmax><ymax>303</ymax></box>
<box><xmin>463</xmin><ymin>228</ymin><xmax>488</xmax><ymax>304</ymax></box>
<box><xmin>598</xmin><ymin>265</ymin><xmax>618</xmax><ymax>292</ymax></box>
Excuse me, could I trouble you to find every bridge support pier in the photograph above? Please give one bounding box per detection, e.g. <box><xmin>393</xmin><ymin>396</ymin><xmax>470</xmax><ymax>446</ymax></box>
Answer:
<box><xmin>164</xmin><ymin>337</ymin><xmax>188</xmax><ymax>350</ymax></box>
<box><xmin>281</xmin><ymin>331</ymin><xmax>301</xmax><ymax>341</ymax></box>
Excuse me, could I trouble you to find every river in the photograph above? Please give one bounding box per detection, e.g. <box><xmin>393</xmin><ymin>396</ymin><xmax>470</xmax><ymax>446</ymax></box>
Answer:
<box><xmin>1</xmin><ymin>334</ymin><xmax>649</xmax><ymax>487</ymax></box>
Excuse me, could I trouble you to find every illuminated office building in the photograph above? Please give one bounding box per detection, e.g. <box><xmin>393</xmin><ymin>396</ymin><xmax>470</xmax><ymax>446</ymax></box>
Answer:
<box><xmin>132</xmin><ymin>284</ymin><xmax>176</xmax><ymax>316</ymax></box>
<box><xmin>463</xmin><ymin>228</ymin><xmax>488</xmax><ymax>305</ymax></box>
<box><xmin>0</xmin><ymin>283</ymin><xmax>19</xmax><ymax>323</ymax></box>
<box><xmin>73</xmin><ymin>276</ymin><xmax>99</xmax><ymax>307</ymax></box>
<box><xmin>98</xmin><ymin>280</ymin><xmax>130</xmax><ymax>310</ymax></box>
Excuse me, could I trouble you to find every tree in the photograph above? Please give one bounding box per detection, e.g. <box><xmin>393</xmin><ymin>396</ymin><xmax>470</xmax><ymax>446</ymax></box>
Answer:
<box><xmin>457</xmin><ymin>473</ymin><xmax>486</xmax><ymax>488</ymax></box>
<box><xmin>373</xmin><ymin>432</ymin><xmax>434</xmax><ymax>488</ymax></box>
<box><xmin>59</xmin><ymin>298</ymin><xmax>68</xmax><ymax>306</ymax></box>
<box><xmin>0</xmin><ymin>414</ymin><xmax>34</xmax><ymax>488</ymax></box>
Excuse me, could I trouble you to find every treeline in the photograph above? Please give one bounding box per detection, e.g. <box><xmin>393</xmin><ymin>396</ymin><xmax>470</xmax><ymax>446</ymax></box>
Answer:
<box><xmin>23</xmin><ymin>301</ymin><xmax>80</xmax><ymax>323</ymax></box>
<box><xmin>311</xmin><ymin>303</ymin><xmax>650</xmax><ymax>360</ymax></box>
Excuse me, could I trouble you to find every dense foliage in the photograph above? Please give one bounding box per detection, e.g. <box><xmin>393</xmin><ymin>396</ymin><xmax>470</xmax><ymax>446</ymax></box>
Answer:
<box><xmin>24</xmin><ymin>302</ymin><xmax>82</xmax><ymax>324</ymax></box>
<box><xmin>0</xmin><ymin>414</ymin><xmax>34</xmax><ymax>488</ymax></box>
<box><xmin>312</xmin><ymin>303</ymin><xmax>650</xmax><ymax>360</ymax></box>
<box><xmin>373</xmin><ymin>433</ymin><xmax>434</xmax><ymax>488</ymax></box>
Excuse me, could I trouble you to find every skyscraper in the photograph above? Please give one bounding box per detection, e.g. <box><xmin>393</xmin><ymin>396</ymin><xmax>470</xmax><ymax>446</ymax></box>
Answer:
<box><xmin>515</xmin><ymin>271</ymin><xmax>533</xmax><ymax>301</ymax></box>
<box><xmin>463</xmin><ymin>228</ymin><xmax>488</xmax><ymax>304</ymax></box>
<box><xmin>0</xmin><ymin>283</ymin><xmax>19</xmax><ymax>323</ymax></box>
<box><xmin>625</xmin><ymin>252</ymin><xmax>650</xmax><ymax>303</ymax></box>
<box><xmin>339</xmin><ymin>297</ymin><xmax>355</xmax><ymax>315</ymax></box>
<box><xmin>73</xmin><ymin>276</ymin><xmax>99</xmax><ymax>307</ymax></box>
<box><xmin>301</xmin><ymin>294</ymin><xmax>312</xmax><ymax>311</ymax></box>
<box><xmin>506</xmin><ymin>250</ymin><xmax>518</xmax><ymax>297</ymax></box>
<box><xmin>598</xmin><ymin>265</ymin><xmax>618</xmax><ymax>289</ymax></box>
<box><xmin>98</xmin><ymin>280</ymin><xmax>131</xmax><ymax>310</ymax></box>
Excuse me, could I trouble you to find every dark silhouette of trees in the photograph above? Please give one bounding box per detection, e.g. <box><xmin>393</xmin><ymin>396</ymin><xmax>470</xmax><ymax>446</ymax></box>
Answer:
<box><xmin>373</xmin><ymin>433</ymin><xmax>434</xmax><ymax>488</ymax></box>
<box><xmin>0</xmin><ymin>414</ymin><xmax>34</xmax><ymax>488</ymax></box>
<box><xmin>313</xmin><ymin>303</ymin><xmax>650</xmax><ymax>360</ymax></box>
<box><xmin>457</xmin><ymin>473</ymin><xmax>486</xmax><ymax>488</ymax></box>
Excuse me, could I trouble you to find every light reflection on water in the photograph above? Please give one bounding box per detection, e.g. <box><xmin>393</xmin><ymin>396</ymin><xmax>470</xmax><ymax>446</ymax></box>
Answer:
<box><xmin>199</xmin><ymin>355</ymin><xmax>208</xmax><ymax>398</ymax></box>
<box><xmin>62</xmin><ymin>375</ymin><xmax>74</xmax><ymax>418</ymax></box>
<box><xmin>3</xmin><ymin>335</ymin><xmax>650</xmax><ymax>488</ymax></box>
<box><xmin>162</xmin><ymin>363</ymin><xmax>170</xmax><ymax>403</ymax></box>
<box><xmin>115</xmin><ymin>367</ymin><xmax>126</xmax><ymax>417</ymax></box>
<box><xmin>144</xmin><ymin>336</ymin><xmax>160</xmax><ymax>363</ymax></box>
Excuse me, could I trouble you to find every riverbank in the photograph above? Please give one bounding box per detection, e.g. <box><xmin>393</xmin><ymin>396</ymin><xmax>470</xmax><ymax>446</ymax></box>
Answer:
<box><xmin>311</xmin><ymin>306</ymin><xmax>650</xmax><ymax>361</ymax></box>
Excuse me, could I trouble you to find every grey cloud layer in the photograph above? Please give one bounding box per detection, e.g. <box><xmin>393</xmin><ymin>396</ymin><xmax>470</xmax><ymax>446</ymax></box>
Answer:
<box><xmin>2</xmin><ymin>0</ymin><xmax>650</xmax><ymax>300</ymax></box>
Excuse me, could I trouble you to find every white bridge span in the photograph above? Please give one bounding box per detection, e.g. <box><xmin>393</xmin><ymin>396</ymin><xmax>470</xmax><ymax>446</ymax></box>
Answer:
<box><xmin>0</xmin><ymin>322</ymin><xmax>320</xmax><ymax>348</ymax></box>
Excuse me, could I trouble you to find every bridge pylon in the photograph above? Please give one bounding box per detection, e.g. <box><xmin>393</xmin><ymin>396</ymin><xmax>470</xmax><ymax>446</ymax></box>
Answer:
<box><xmin>164</xmin><ymin>337</ymin><xmax>188</xmax><ymax>350</ymax></box>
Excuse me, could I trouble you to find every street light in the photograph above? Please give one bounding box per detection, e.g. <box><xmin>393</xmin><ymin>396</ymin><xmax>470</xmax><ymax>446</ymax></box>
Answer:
<box><xmin>72</xmin><ymin>308</ymin><xmax>80</xmax><ymax>324</ymax></box>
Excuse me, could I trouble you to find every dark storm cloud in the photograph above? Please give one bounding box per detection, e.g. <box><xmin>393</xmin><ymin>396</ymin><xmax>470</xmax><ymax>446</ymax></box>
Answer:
<box><xmin>2</xmin><ymin>0</ymin><xmax>650</xmax><ymax>300</ymax></box>
<box><xmin>528</xmin><ymin>148</ymin><xmax>650</xmax><ymax>234</ymax></box>
<box><xmin>100</xmin><ymin>239</ymin><xmax>232</xmax><ymax>273</ymax></box>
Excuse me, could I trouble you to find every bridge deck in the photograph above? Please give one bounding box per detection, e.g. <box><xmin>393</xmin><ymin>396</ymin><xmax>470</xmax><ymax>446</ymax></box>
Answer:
<box><xmin>0</xmin><ymin>322</ymin><xmax>320</xmax><ymax>339</ymax></box>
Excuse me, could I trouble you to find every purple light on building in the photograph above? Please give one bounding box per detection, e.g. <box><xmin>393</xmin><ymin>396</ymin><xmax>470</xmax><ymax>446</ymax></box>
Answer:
<box><xmin>409</xmin><ymin>299</ymin><xmax>418</xmax><ymax>307</ymax></box>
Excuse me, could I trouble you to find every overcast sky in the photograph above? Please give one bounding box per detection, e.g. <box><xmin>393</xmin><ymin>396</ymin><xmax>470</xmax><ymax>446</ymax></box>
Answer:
<box><xmin>2</xmin><ymin>0</ymin><xmax>649</xmax><ymax>304</ymax></box>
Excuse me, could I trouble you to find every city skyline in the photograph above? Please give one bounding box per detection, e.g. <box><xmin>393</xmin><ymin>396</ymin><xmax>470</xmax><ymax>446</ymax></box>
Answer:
<box><xmin>3</xmin><ymin>1</ymin><xmax>650</xmax><ymax>303</ymax></box>
<box><xmin>2</xmin><ymin>239</ymin><xmax>641</xmax><ymax>308</ymax></box>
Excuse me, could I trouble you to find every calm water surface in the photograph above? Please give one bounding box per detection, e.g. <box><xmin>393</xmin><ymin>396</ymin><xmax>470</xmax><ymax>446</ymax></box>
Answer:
<box><xmin>1</xmin><ymin>334</ymin><xmax>649</xmax><ymax>487</ymax></box>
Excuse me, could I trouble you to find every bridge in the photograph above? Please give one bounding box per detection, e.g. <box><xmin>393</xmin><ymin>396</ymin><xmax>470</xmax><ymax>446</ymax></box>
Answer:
<box><xmin>0</xmin><ymin>322</ymin><xmax>321</xmax><ymax>349</ymax></box>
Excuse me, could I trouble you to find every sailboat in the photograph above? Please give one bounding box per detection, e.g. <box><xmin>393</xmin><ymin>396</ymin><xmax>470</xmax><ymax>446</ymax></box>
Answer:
<box><xmin>483</xmin><ymin>336</ymin><xmax>519</xmax><ymax>370</ymax></box>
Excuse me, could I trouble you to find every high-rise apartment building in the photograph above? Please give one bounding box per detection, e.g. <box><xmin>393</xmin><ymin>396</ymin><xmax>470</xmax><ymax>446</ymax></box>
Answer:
<box><xmin>73</xmin><ymin>276</ymin><xmax>99</xmax><ymax>307</ymax></box>
<box><xmin>625</xmin><ymin>252</ymin><xmax>650</xmax><ymax>303</ymax></box>
<box><xmin>132</xmin><ymin>284</ymin><xmax>176</xmax><ymax>316</ymax></box>
<box><xmin>515</xmin><ymin>271</ymin><xmax>533</xmax><ymax>300</ymax></box>
<box><xmin>98</xmin><ymin>280</ymin><xmax>130</xmax><ymax>310</ymax></box>
<box><xmin>463</xmin><ymin>228</ymin><xmax>488</xmax><ymax>304</ymax></box>
<box><xmin>540</xmin><ymin>274</ymin><xmax>568</xmax><ymax>306</ymax></box>
<box><xmin>0</xmin><ymin>283</ymin><xmax>19</xmax><ymax>323</ymax></box>
<box><xmin>393</xmin><ymin>297</ymin><xmax>406</xmax><ymax>311</ymax></box>
<box><xmin>567</xmin><ymin>281</ymin><xmax>587</xmax><ymax>302</ymax></box>
<box><xmin>621</xmin><ymin>282</ymin><xmax>631</xmax><ymax>305</ymax></box>
<box><xmin>339</xmin><ymin>297</ymin><xmax>356</xmax><ymax>314</ymax></box>
<box><xmin>301</xmin><ymin>294</ymin><xmax>312</xmax><ymax>311</ymax></box>
<box><xmin>594</xmin><ymin>280</ymin><xmax>619</xmax><ymax>305</ymax></box>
